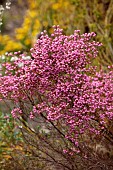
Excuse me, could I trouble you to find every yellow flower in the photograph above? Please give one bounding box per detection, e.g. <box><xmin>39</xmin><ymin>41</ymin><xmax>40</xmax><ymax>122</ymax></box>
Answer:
<box><xmin>52</xmin><ymin>3</ymin><xmax>61</xmax><ymax>10</ymax></box>
<box><xmin>24</xmin><ymin>17</ymin><xmax>31</xmax><ymax>25</ymax></box>
<box><xmin>24</xmin><ymin>39</ymin><xmax>31</xmax><ymax>46</ymax></box>
<box><xmin>28</xmin><ymin>10</ymin><xmax>37</xmax><ymax>18</ymax></box>
<box><xmin>5</xmin><ymin>40</ymin><xmax>22</xmax><ymax>51</ymax></box>
<box><xmin>28</xmin><ymin>0</ymin><xmax>37</xmax><ymax>9</ymax></box>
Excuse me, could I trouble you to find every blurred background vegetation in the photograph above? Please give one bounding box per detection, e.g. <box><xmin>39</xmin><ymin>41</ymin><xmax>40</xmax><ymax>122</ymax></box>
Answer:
<box><xmin>0</xmin><ymin>0</ymin><xmax>113</xmax><ymax>169</ymax></box>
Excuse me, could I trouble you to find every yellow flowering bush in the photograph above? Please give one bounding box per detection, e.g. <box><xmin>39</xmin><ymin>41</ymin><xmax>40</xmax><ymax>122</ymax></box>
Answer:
<box><xmin>14</xmin><ymin>0</ymin><xmax>87</xmax><ymax>50</ymax></box>
<box><xmin>15</xmin><ymin>7</ymin><xmax>41</xmax><ymax>48</ymax></box>
<box><xmin>0</xmin><ymin>35</ymin><xmax>22</xmax><ymax>55</ymax></box>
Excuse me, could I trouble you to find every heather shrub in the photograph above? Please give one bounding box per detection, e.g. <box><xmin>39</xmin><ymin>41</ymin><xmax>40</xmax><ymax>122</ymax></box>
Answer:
<box><xmin>0</xmin><ymin>26</ymin><xmax>113</xmax><ymax>169</ymax></box>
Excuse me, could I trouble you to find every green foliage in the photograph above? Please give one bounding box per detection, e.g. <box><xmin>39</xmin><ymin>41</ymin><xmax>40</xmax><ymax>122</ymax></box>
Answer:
<box><xmin>0</xmin><ymin>111</ymin><xmax>20</xmax><ymax>154</ymax></box>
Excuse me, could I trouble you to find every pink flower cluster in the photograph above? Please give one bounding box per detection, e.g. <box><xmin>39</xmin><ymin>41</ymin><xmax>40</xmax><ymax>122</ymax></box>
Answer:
<box><xmin>11</xmin><ymin>107</ymin><xmax>22</xmax><ymax>118</ymax></box>
<box><xmin>0</xmin><ymin>25</ymin><xmax>113</xmax><ymax>151</ymax></box>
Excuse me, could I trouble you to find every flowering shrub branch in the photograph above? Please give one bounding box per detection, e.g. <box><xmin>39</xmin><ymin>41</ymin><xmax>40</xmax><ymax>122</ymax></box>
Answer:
<box><xmin>0</xmin><ymin>26</ymin><xmax>113</xmax><ymax>169</ymax></box>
